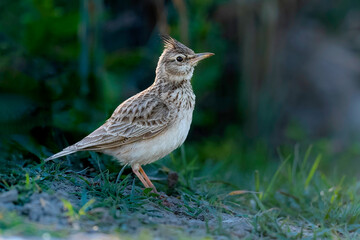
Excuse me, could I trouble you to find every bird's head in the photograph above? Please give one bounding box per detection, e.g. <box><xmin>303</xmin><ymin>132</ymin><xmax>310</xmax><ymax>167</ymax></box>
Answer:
<box><xmin>155</xmin><ymin>35</ymin><xmax>214</xmax><ymax>83</ymax></box>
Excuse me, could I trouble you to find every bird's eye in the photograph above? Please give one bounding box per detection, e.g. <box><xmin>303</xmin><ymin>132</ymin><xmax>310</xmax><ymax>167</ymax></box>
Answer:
<box><xmin>176</xmin><ymin>56</ymin><xmax>183</xmax><ymax>62</ymax></box>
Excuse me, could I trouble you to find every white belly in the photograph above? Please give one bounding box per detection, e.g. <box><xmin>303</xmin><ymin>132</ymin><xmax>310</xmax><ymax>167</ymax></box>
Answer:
<box><xmin>108</xmin><ymin>109</ymin><xmax>193</xmax><ymax>166</ymax></box>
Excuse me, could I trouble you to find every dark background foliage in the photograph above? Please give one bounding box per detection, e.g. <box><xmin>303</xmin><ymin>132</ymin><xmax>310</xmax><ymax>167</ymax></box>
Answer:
<box><xmin>1</xmin><ymin>0</ymin><xmax>360</xmax><ymax>179</ymax></box>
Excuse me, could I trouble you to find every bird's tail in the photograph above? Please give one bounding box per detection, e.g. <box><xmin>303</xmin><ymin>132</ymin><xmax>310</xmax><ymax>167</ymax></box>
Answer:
<box><xmin>45</xmin><ymin>146</ymin><xmax>77</xmax><ymax>162</ymax></box>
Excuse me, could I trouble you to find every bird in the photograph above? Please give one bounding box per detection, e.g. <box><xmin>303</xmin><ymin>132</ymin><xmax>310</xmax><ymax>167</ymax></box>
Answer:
<box><xmin>45</xmin><ymin>35</ymin><xmax>214</xmax><ymax>193</ymax></box>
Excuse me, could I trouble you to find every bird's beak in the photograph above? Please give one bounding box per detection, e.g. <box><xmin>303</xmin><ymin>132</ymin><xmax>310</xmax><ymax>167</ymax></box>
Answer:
<box><xmin>190</xmin><ymin>52</ymin><xmax>214</xmax><ymax>64</ymax></box>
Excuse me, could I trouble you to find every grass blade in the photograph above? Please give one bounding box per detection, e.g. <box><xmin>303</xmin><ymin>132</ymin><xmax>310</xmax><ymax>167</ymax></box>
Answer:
<box><xmin>255</xmin><ymin>170</ymin><xmax>260</xmax><ymax>193</ymax></box>
<box><xmin>116</xmin><ymin>164</ymin><xmax>127</xmax><ymax>184</ymax></box>
<box><xmin>305</xmin><ymin>154</ymin><xmax>322</xmax><ymax>188</ymax></box>
<box><xmin>301</xmin><ymin>145</ymin><xmax>313</xmax><ymax>171</ymax></box>
<box><xmin>262</xmin><ymin>155</ymin><xmax>290</xmax><ymax>200</ymax></box>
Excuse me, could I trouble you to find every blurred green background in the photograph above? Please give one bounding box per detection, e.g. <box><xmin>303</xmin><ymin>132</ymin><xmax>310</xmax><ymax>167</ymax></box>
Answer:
<box><xmin>1</xmin><ymin>0</ymin><xmax>360</xmax><ymax>181</ymax></box>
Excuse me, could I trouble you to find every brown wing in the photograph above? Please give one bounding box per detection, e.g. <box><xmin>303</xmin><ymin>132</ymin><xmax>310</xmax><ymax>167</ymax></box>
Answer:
<box><xmin>71</xmin><ymin>91</ymin><xmax>175</xmax><ymax>151</ymax></box>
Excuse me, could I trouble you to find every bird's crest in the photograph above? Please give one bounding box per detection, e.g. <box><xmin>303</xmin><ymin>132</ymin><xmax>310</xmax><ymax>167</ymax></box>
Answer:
<box><xmin>160</xmin><ymin>35</ymin><xmax>194</xmax><ymax>54</ymax></box>
<box><xmin>160</xmin><ymin>35</ymin><xmax>177</xmax><ymax>49</ymax></box>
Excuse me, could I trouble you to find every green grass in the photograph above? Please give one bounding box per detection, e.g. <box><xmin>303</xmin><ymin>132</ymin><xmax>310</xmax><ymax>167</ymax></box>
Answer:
<box><xmin>1</xmin><ymin>142</ymin><xmax>360</xmax><ymax>239</ymax></box>
<box><xmin>225</xmin><ymin>147</ymin><xmax>360</xmax><ymax>239</ymax></box>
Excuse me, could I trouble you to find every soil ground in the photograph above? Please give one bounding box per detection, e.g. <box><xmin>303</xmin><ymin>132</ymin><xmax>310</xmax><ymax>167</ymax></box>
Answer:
<box><xmin>0</xmin><ymin>171</ymin><xmax>253</xmax><ymax>240</ymax></box>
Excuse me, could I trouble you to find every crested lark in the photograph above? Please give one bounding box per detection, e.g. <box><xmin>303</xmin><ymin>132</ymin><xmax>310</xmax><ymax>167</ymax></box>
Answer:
<box><xmin>45</xmin><ymin>35</ymin><xmax>214</xmax><ymax>193</ymax></box>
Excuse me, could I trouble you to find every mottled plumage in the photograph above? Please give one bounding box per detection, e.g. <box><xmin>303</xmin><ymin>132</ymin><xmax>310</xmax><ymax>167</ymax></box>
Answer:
<box><xmin>46</xmin><ymin>35</ymin><xmax>214</xmax><ymax>192</ymax></box>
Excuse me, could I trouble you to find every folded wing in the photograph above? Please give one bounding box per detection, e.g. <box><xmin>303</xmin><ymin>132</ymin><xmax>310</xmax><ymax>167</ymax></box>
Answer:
<box><xmin>72</xmin><ymin>92</ymin><xmax>175</xmax><ymax>151</ymax></box>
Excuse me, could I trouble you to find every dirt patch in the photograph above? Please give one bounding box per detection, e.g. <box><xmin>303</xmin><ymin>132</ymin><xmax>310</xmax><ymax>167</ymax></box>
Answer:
<box><xmin>0</xmin><ymin>178</ymin><xmax>82</xmax><ymax>228</ymax></box>
<box><xmin>0</xmin><ymin>175</ymin><xmax>253</xmax><ymax>239</ymax></box>
<box><xmin>22</xmin><ymin>192</ymin><xmax>68</xmax><ymax>226</ymax></box>
<box><xmin>132</xmin><ymin>193</ymin><xmax>252</xmax><ymax>238</ymax></box>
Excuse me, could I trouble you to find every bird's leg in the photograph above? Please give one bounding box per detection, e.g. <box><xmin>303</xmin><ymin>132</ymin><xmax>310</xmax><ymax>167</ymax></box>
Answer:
<box><xmin>132</xmin><ymin>164</ymin><xmax>150</xmax><ymax>188</ymax></box>
<box><xmin>139</xmin><ymin>166</ymin><xmax>158</xmax><ymax>194</ymax></box>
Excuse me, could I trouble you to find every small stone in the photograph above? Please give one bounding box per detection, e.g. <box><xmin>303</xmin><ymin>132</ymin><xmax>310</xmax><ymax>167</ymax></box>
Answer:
<box><xmin>167</xmin><ymin>171</ymin><xmax>178</xmax><ymax>189</ymax></box>
<box><xmin>0</xmin><ymin>189</ymin><xmax>18</xmax><ymax>203</ymax></box>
